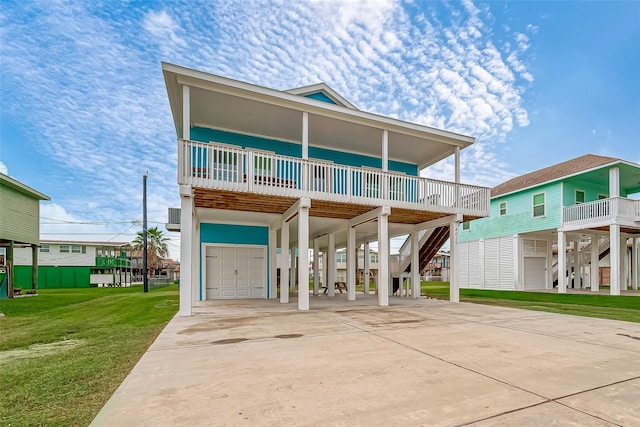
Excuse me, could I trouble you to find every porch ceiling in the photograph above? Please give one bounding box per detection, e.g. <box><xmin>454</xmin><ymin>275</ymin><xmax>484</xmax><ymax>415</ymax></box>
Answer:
<box><xmin>163</xmin><ymin>62</ymin><xmax>475</xmax><ymax>170</ymax></box>
<box><xmin>192</xmin><ymin>189</ymin><xmax>463</xmax><ymax>248</ymax></box>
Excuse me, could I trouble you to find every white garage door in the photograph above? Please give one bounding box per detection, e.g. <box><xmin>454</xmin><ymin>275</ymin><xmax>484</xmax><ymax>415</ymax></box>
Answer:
<box><xmin>205</xmin><ymin>246</ymin><xmax>266</xmax><ymax>299</ymax></box>
<box><xmin>523</xmin><ymin>257</ymin><xmax>546</xmax><ymax>290</ymax></box>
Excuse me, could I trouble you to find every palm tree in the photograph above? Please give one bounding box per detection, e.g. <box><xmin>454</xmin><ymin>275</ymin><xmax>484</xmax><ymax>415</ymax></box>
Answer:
<box><xmin>132</xmin><ymin>226</ymin><xmax>169</xmax><ymax>278</ymax></box>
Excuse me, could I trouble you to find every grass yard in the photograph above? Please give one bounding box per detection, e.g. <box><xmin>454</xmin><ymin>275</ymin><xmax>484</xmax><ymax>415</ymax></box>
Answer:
<box><xmin>0</xmin><ymin>285</ymin><xmax>179</xmax><ymax>427</ymax></box>
<box><xmin>421</xmin><ymin>281</ymin><xmax>640</xmax><ymax>323</ymax></box>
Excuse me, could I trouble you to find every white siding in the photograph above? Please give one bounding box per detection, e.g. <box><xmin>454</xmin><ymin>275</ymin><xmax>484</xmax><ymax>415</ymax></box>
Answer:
<box><xmin>14</xmin><ymin>245</ymin><xmax>97</xmax><ymax>267</ymax></box>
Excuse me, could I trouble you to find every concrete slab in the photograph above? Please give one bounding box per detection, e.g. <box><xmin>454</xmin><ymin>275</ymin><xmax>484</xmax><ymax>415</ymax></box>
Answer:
<box><xmin>92</xmin><ymin>296</ymin><xmax>640</xmax><ymax>426</ymax></box>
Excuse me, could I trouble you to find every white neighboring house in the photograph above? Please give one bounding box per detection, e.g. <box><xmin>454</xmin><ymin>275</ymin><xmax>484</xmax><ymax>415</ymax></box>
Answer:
<box><xmin>13</xmin><ymin>240</ymin><xmax>132</xmax><ymax>288</ymax></box>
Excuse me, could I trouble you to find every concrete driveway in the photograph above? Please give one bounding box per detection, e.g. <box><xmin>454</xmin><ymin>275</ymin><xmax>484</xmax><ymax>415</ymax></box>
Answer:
<box><xmin>92</xmin><ymin>294</ymin><xmax>640</xmax><ymax>426</ymax></box>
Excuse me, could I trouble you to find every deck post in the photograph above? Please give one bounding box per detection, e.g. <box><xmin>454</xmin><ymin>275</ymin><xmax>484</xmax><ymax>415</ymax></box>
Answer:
<box><xmin>182</xmin><ymin>85</ymin><xmax>190</xmax><ymax>140</ymax></box>
<box><xmin>449</xmin><ymin>220</ymin><xmax>459</xmax><ymax>303</ymax></box>
<box><xmin>328</xmin><ymin>233</ymin><xmax>336</xmax><ymax>297</ymax></box>
<box><xmin>313</xmin><ymin>238</ymin><xmax>320</xmax><ymax>296</ymax></box>
<box><xmin>297</xmin><ymin>199</ymin><xmax>310</xmax><ymax>310</ymax></box>
<box><xmin>347</xmin><ymin>226</ymin><xmax>356</xmax><ymax>301</ymax></box>
<box><xmin>363</xmin><ymin>241</ymin><xmax>370</xmax><ymax>294</ymax></box>
<box><xmin>633</xmin><ymin>238</ymin><xmax>639</xmax><ymax>291</ymax></box>
<box><xmin>610</xmin><ymin>224</ymin><xmax>620</xmax><ymax>295</ymax></box>
<box><xmin>280</xmin><ymin>221</ymin><xmax>290</xmax><ymax>303</ymax></box>
<box><xmin>179</xmin><ymin>185</ymin><xmax>193</xmax><ymax>316</ymax></box>
<box><xmin>377</xmin><ymin>206</ymin><xmax>391</xmax><ymax>307</ymax></box>
<box><xmin>269</xmin><ymin>228</ymin><xmax>278</xmax><ymax>299</ymax></box>
<box><xmin>590</xmin><ymin>234</ymin><xmax>599</xmax><ymax>292</ymax></box>
<box><xmin>557</xmin><ymin>230</ymin><xmax>567</xmax><ymax>293</ymax></box>
<box><xmin>411</xmin><ymin>232</ymin><xmax>420</xmax><ymax>298</ymax></box>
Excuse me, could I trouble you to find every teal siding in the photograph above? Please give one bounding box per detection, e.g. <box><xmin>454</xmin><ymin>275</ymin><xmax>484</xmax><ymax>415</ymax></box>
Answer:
<box><xmin>304</xmin><ymin>92</ymin><xmax>337</xmax><ymax>104</ymax></box>
<box><xmin>460</xmin><ymin>182</ymin><xmax>563</xmax><ymax>242</ymax></box>
<box><xmin>191</xmin><ymin>126</ymin><xmax>418</xmax><ymax>176</ymax></box>
<box><xmin>562</xmin><ymin>177</ymin><xmax>610</xmax><ymax>205</ymax></box>
<box><xmin>200</xmin><ymin>223</ymin><xmax>269</xmax><ymax>245</ymax></box>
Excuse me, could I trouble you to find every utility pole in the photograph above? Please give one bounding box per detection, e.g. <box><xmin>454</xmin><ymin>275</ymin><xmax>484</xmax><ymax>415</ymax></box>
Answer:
<box><xmin>143</xmin><ymin>173</ymin><xmax>148</xmax><ymax>293</ymax></box>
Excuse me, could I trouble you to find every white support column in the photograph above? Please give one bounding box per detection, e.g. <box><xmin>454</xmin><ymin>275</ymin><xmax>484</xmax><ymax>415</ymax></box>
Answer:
<box><xmin>192</xmin><ymin>220</ymin><xmax>199</xmax><ymax>306</ymax></box>
<box><xmin>302</xmin><ymin>112</ymin><xmax>309</xmax><ymax>160</ymax></box>
<box><xmin>610</xmin><ymin>224</ymin><xmax>620</xmax><ymax>295</ymax></box>
<box><xmin>557</xmin><ymin>231</ymin><xmax>567</xmax><ymax>293</ymax></box>
<box><xmin>182</xmin><ymin>85</ymin><xmax>190</xmax><ymax>141</ymax></box>
<box><xmin>280</xmin><ymin>221</ymin><xmax>290</xmax><ymax>303</ymax></box>
<box><xmin>347</xmin><ymin>226</ymin><xmax>356</xmax><ymax>301</ymax></box>
<box><xmin>328</xmin><ymin>233</ymin><xmax>336</xmax><ymax>297</ymax></box>
<box><xmin>298</xmin><ymin>201</ymin><xmax>310</xmax><ymax>311</ymax></box>
<box><xmin>382</xmin><ymin>130</ymin><xmax>389</xmax><ymax>172</ymax></box>
<box><xmin>609</xmin><ymin>167</ymin><xmax>620</xmax><ymax>198</ymax></box>
<box><xmin>590</xmin><ymin>235</ymin><xmax>599</xmax><ymax>292</ymax></box>
<box><xmin>574</xmin><ymin>238</ymin><xmax>581</xmax><ymax>288</ymax></box>
<box><xmin>269</xmin><ymin>228</ymin><xmax>278</xmax><ymax>299</ymax></box>
<box><xmin>322</xmin><ymin>251</ymin><xmax>328</xmax><ymax>292</ymax></box>
<box><xmin>377</xmin><ymin>207</ymin><xmax>391</xmax><ymax>306</ymax></box>
<box><xmin>179</xmin><ymin>186</ymin><xmax>193</xmax><ymax>316</ymax></box>
<box><xmin>363</xmin><ymin>241</ymin><xmax>370</xmax><ymax>294</ymax></box>
<box><xmin>411</xmin><ymin>232</ymin><xmax>420</xmax><ymax>298</ymax></box>
<box><xmin>633</xmin><ymin>238</ymin><xmax>639</xmax><ymax>291</ymax></box>
<box><xmin>455</xmin><ymin>146</ymin><xmax>461</xmax><ymax>208</ymax></box>
<box><xmin>449</xmin><ymin>221</ymin><xmax>460</xmax><ymax>303</ymax></box>
<box><xmin>313</xmin><ymin>238</ymin><xmax>320</xmax><ymax>296</ymax></box>
<box><xmin>290</xmin><ymin>246</ymin><xmax>297</xmax><ymax>293</ymax></box>
<box><xmin>621</xmin><ymin>235</ymin><xmax>628</xmax><ymax>291</ymax></box>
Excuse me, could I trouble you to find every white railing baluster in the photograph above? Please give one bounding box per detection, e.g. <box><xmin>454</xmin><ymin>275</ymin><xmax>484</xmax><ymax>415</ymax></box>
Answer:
<box><xmin>176</xmin><ymin>139</ymin><xmax>490</xmax><ymax>216</ymax></box>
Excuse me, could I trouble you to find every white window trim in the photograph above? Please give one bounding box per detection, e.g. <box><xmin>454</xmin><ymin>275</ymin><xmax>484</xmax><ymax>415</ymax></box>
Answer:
<box><xmin>499</xmin><ymin>201</ymin><xmax>507</xmax><ymax>216</ymax></box>
<box><xmin>532</xmin><ymin>192</ymin><xmax>546</xmax><ymax>218</ymax></box>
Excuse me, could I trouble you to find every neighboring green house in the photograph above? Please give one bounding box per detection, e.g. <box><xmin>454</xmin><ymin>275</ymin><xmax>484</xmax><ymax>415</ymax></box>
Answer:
<box><xmin>13</xmin><ymin>240</ymin><xmax>132</xmax><ymax>289</ymax></box>
<box><xmin>458</xmin><ymin>154</ymin><xmax>640</xmax><ymax>295</ymax></box>
<box><xmin>0</xmin><ymin>173</ymin><xmax>50</xmax><ymax>297</ymax></box>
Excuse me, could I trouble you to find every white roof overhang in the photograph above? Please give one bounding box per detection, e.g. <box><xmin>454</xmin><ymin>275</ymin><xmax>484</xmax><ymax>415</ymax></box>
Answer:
<box><xmin>162</xmin><ymin>62</ymin><xmax>475</xmax><ymax>170</ymax></box>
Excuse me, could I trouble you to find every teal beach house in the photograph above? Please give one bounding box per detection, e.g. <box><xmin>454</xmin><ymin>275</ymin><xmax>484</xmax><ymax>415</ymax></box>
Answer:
<box><xmin>162</xmin><ymin>63</ymin><xmax>491</xmax><ymax>315</ymax></box>
<box><xmin>458</xmin><ymin>154</ymin><xmax>640</xmax><ymax>295</ymax></box>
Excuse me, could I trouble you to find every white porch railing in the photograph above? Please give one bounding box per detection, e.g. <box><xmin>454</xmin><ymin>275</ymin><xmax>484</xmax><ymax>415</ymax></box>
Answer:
<box><xmin>178</xmin><ymin>139</ymin><xmax>490</xmax><ymax>217</ymax></box>
<box><xmin>563</xmin><ymin>197</ymin><xmax>640</xmax><ymax>227</ymax></box>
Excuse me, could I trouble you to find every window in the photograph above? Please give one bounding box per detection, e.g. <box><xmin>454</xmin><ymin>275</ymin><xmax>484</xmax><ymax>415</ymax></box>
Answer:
<box><xmin>462</xmin><ymin>221</ymin><xmax>470</xmax><ymax>231</ymax></box>
<box><xmin>336</xmin><ymin>253</ymin><xmax>347</xmax><ymax>263</ymax></box>
<box><xmin>499</xmin><ymin>201</ymin><xmax>507</xmax><ymax>216</ymax></box>
<box><xmin>60</xmin><ymin>245</ymin><xmax>70</xmax><ymax>253</ymax></box>
<box><xmin>71</xmin><ymin>245</ymin><xmax>85</xmax><ymax>254</ymax></box>
<box><xmin>40</xmin><ymin>244</ymin><xmax>49</xmax><ymax>253</ymax></box>
<box><xmin>575</xmin><ymin>190</ymin><xmax>585</xmax><ymax>204</ymax></box>
<box><xmin>533</xmin><ymin>193</ymin><xmax>545</xmax><ymax>217</ymax></box>
<box><xmin>598</xmin><ymin>194</ymin><xmax>608</xmax><ymax>200</ymax></box>
<box><xmin>370</xmin><ymin>254</ymin><xmax>378</xmax><ymax>263</ymax></box>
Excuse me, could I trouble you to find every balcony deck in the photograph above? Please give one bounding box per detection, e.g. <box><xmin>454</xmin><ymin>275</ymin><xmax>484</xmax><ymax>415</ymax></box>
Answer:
<box><xmin>563</xmin><ymin>197</ymin><xmax>640</xmax><ymax>233</ymax></box>
<box><xmin>178</xmin><ymin>139</ymin><xmax>490</xmax><ymax>222</ymax></box>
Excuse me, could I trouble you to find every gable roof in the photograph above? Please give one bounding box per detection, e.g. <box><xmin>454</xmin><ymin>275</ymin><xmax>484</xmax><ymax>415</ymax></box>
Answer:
<box><xmin>491</xmin><ymin>154</ymin><xmax>621</xmax><ymax>198</ymax></box>
<box><xmin>285</xmin><ymin>83</ymin><xmax>358</xmax><ymax>110</ymax></box>
<box><xmin>0</xmin><ymin>173</ymin><xmax>50</xmax><ymax>201</ymax></box>
<box><xmin>162</xmin><ymin>62</ymin><xmax>475</xmax><ymax>170</ymax></box>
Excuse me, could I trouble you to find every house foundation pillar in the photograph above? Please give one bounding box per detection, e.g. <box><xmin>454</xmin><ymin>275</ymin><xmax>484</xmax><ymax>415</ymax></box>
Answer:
<box><xmin>364</xmin><ymin>241</ymin><xmax>370</xmax><ymax>294</ymax></box>
<box><xmin>449</xmin><ymin>220</ymin><xmax>460</xmax><ymax>303</ymax></box>
<box><xmin>590</xmin><ymin>234</ymin><xmax>599</xmax><ymax>292</ymax></box>
<box><xmin>377</xmin><ymin>207</ymin><xmax>391</xmax><ymax>306</ymax></box>
<box><xmin>610</xmin><ymin>224</ymin><xmax>620</xmax><ymax>296</ymax></box>
<box><xmin>179</xmin><ymin>186</ymin><xmax>193</xmax><ymax>316</ymax></box>
<box><xmin>411</xmin><ymin>232</ymin><xmax>420</xmax><ymax>298</ymax></box>
<box><xmin>347</xmin><ymin>226</ymin><xmax>356</xmax><ymax>301</ymax></box>
<box><xmin>328</xmin><ymin>233</ymin><xmax>336</xmax><ymax>297</ymax></box>
<box><xmin>313</xmin><ymin>238</ymin><xmax>320</xmax><ymax>296</ymax></box>
<box><xmin>280</xmin><ymin>221</ymin><xmax>290</xmax><ymax>303</ymax></box>
<box><xmin>297</xmin><ymin>200</ymin><xmax>310</xmax><ymax>311</ymax></box>
<box><xmin>557</xmin><ymin>230</ymin><xmax>567</xmax><ymax>293</ymax></box>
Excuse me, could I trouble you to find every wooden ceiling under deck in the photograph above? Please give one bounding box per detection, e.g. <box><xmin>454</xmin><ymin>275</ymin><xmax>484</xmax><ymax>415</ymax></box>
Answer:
<box><xmin>193</xmin><ymin>189</ymin><xmax>482</xmax><ymax>225</ymax></box>
<box><xmin>591</xmin><ymin>226</ymin><xmax>640</xmax><ymax>235</ymax></box>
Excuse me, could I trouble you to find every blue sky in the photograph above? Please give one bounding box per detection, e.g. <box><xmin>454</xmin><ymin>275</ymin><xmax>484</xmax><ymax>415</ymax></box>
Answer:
<box><xmin>1</xmin><ymin>0</ymin><xmax>639</xmax><ymax>257</ymax></box>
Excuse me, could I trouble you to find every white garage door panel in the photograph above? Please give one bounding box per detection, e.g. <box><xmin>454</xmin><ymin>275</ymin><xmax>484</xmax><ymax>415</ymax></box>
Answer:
<box><xmin>206</xmin><ymin>246</ymin><xmax>266</xmax><ymax>299</ymax></box>
<box><xmin>524</xmin><ymin>257</ymin><xmax>546</xmax><ymax>290</ymax></box>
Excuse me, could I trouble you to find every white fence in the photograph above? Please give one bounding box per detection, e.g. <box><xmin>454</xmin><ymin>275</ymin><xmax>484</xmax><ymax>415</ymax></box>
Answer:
<box><xmin>178</xmin><ymin>139</ymin><xmax>490</xmax><ymax>217</ymax></box>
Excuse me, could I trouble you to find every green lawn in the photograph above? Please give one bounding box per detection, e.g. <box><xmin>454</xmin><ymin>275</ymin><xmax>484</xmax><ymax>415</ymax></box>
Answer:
<box><xmin>0</xmin><ymin>285</ymin><xmax>179</xmax><ymax>427</ymax></box>
<box><xmin>421</xmin><ymin>281</ymin><xmax>640</xmax><ymax>323</ymax></box>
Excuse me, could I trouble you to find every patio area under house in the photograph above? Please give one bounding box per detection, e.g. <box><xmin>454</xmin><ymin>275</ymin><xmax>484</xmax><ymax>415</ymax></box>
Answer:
<box><xmin>162</xmin><ymin>63</ymin><xmax>491</xmax><ymax>314</ymax></box>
